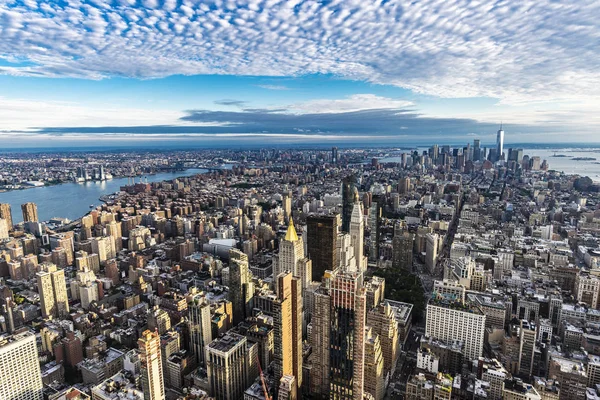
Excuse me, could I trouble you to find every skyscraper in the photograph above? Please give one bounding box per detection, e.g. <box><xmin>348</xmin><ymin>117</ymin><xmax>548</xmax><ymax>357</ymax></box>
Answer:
<box><xmin>310</xmin><ymin>270</ymin><xmax>366</xmax><ymax>398</ymax></box>
<box><xmin>425</xmin><ymin>233</ymin><xmax>439</xmax><ymax>274</ymax></box>
<box><xmin>341</xmin><ymin>175</ymin><xmax>358</xmax><ymax>233</ymax></box>
<box><xmin>0</xmin><ymin>331</ymin><xmax>43</xmax><ymax>400</ymax></box>
<box><xmin>228</xmin><ymin>248</ymin><xmax>254</xmax><ymax>325</ymax></box>
<box><xmin>349</xmin><ymin>199</ymin><xmax>365</xmax><ymax>272</ymax></box>
<box><xmin>307</xmin><ymin>213</ymin><xmax>340</xmax><ymax>281</ymax></box>
<box><xmin>21</xmin><ymin>202</ymin><xmax>38</xmax><ymax>223</ymax></box>
<box><xmin>392</xmin><ymin>231</ymin><xmax>413</xmax><ymax>271</ymax></box>
<box><xmin>274</xmin><ymin>218</ymin><xmax>306</xmax><ymax>279</ymax></box>
<box><xmin>138</xmin><ymin>329</ymin><xmax>165</xmax><ymax>400</ymax></box>
<box><xmin>473</xmin><ymin>139</ymin><xmax>481</xmax><ymax>161</ymax></box>
<box><xmin>496</xmin><ymin>123</ymin><xmax>505</xmax><ymax>162</ymax></box>
<box><xmin>205</xmin><ymin>332</ymin><xmax>258</xmax><ymax>400</ymax></box>
<box><xmin>0</xmin><ymin>203</ymin><xmax>13</xmax><ymax>230</ymax></box>
<box><xmin>332</xmin><ymin>146</ymin><xmax>339</xmax><ymax>164</ymax></box>
<box><xmin>36</xmin><ymin>262</ymin><xmax>70</xmax><ymax>319</ymax></box>
<box><xmin>188</xmin><ymin>294</ymin><xmax>213</xmax><ymax>366</ymax></box>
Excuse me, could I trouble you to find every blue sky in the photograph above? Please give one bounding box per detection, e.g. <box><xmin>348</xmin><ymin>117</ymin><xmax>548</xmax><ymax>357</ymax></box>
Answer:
<box><xmin>0</xmin><ymin>0</ymin><xmax>599</xmax><ymax>147</ymax></box>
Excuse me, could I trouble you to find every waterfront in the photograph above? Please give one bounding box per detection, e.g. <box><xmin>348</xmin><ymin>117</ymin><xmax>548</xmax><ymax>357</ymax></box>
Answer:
<box><xmin>376</xmin><ymin>147</ymin><xmax>600</xmax><ymax>182</ymax></box>
<box><xmin>0</xmin><ymin>169</ymin><xmax>208</xmax><ymax>224</ymax></box>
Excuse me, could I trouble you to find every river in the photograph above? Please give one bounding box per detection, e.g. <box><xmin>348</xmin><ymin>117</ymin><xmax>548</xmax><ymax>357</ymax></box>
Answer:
<box><xmin>0</xmin><ymin>169</ymin><xmax>208</xmax><ymax>224</ymax></box>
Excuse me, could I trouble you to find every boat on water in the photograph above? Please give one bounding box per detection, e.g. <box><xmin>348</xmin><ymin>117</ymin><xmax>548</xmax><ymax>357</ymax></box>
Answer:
<box><xmin>89</xmin><ymin>204</ymin><xmax>94</xmax><ymax>208</ymax></box>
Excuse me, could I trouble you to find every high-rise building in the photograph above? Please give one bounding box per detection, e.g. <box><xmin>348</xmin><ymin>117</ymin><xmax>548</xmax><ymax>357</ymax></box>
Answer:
<box><xmin>425</xmin><ymin>233</ymin><xmax>439</xmax><ymax>274</ymax></box>
<box><xmin>205</xmin><ymin>332</ymin><xmax>258</xmax><ymax>400</ymax></box>
<box><xmin>36</xmin><ymin>262</ymin><xmax>70</xmax><ymax>319</ymax></box>
<box><xmin>349</xmin><ymin>199</ymin><xmax>365</xmax><ymax>273</ymax></box>
<box><xmin>307</xmin><ymin>214</ymin><xmax>339</xmax><ymax>281</ymax></box>
<box><xmin>425</xmin><ymin>299</ymin><xmax>486</xmax><ymax>361</ymax></box>
<box><xmin>0</xmin><ymin>203</ymin><xmax>13</xmax><ymax>230</ymax></box>
<box><xmin>274</xmin><ymin>218</ymin><xmax>307</xmax><ymax>280</ymax></box>
<box><xmin>368</xmin><ymin>302</ymin><xmax>400</xmax><ymax>377</ymax></box>
<box><xmin>138</xmin><ymin>329</ymin><xmax>165</xmax><ymax>400</ymax></box>
<box><xmin>518</xmin><ymin>320</ymin><xmax>536</xmax><ymax>379</ymax></box>
<box><xmin>21</xmin><ymin>202</ymin><xmax>39</xmax><ymax>223</ymax></box>
<box><xmin>188</xmin><ymin>294</ymin><xmax>213</xmax><ymax>366</ymax></box>
<box><xmin>341</xmin><ymin>175</ymin><xmax>358</xmax><ymax>233</ymax></box>
<box><xmin>364</xmin><ymin>327</ymin><xmax>385</xmax><ymax>400</ymax></box>
<box><xmin>332</xmin><ymin>146</ymin><xmax>338</xmax><ymax>164</ymax></box>
<box><xmin>0</xmin><ymin>331</ymin><xmax>43</xmax><ymax>400</ymax></box>
<box><xmin>473</xmin><ymin>139</ymin><xmax>481</xmax><ymax>161</ymax></box>
<box><xmin>310</xmin><ymin>270</ymin><xmax>366</xmax><ymax>398</ymax></box>
<box><xmin>392</xmin><ymin>231</ymin><xmax>413</xmax><ymax>271</ymax></box>
<box><xmin>496</xmin><ymin>123</ymin><xmax>505</xmax><ymax>162</ymax></box>
<box><xmin>228</xmin><ymin>249</ymin><xmax>254</xmax><ymax>325</ymax></box>
<box><xmin>368</xmin><ymin>195</ymin><xmax>382</xmax><ymax>262</ymax></box>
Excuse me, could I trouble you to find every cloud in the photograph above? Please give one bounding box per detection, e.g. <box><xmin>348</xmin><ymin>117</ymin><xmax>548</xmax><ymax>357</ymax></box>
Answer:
<box><xmin>257</xmin><ymin>84</ymin><xmax>290</xmax><ymax>90</ymax></box>
<box><xmin>214</xmin><ymin>99</ymin><xmax>248</xmax><ymax>107</ymax></box>
<box><xmin>0</xmin><ymin>0</ymin><xmax>598</xmax><ymax>107</ymax></box>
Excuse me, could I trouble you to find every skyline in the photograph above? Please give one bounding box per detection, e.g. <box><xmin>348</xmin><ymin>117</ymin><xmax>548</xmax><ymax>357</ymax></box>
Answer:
<box><xmin>1</xmin><ymin>1</ymin><xmax>599</xmax><ymax>147</ymax></box>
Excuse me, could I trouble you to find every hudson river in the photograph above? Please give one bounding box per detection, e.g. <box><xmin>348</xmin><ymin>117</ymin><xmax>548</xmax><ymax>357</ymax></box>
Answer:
<box><xmin>0</xmin><ymin>169</ymin><xmax>208</xmax><ymax>224</ymax></box>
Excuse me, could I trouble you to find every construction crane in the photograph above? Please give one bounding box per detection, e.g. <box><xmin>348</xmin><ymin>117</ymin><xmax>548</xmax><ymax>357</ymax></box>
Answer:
<box><xmin>257</xmin><ymin>353</ymin><xmax>272</xmax><ymax>400</ymax></box>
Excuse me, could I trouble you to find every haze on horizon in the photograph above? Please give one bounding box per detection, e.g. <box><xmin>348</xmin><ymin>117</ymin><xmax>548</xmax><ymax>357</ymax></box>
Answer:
<box><xmin>0</xmin><ymin>0</ymin><xmax>599</xmax><ymax>148</ymax></box>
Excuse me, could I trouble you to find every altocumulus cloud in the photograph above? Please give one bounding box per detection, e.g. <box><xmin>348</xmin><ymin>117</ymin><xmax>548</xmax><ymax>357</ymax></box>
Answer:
<box><xmin>0</xmin><ymin>0</ymin><xmax>599</xmax><ymax>104</ymax></box>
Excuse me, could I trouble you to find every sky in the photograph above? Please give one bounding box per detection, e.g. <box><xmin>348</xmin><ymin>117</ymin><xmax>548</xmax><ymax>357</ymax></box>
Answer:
<box><xmin>0</xmin><ymin>0</ymin><xmax>599</xmax><ymax>148</ymax></box>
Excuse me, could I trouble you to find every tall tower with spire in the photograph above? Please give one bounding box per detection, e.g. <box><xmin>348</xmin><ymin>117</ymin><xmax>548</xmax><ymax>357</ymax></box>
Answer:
<box><xmin>274</xmin><ymin>218</ymin><xmax>312</xmax><ymax>288</ymax></box>
<box><xmin>349</xmin><ymin>195</ymin><xmax>366</xmax><ymax>273</ymax></box>
<box><xmin>496</xmin><ymin>123</ymin><xmax>505</xmax><ymax>162</ymax></box>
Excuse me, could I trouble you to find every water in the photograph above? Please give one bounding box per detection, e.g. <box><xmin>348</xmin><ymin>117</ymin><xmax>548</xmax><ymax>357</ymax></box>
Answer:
<box><xmin>376</xmin><ymin>147</ymin><xmax>600</xmax><ymax>182</ymax></box>
<box><xmin>0</xmin><ymin>169</ymin><xmax>208</xmax><ymax>224</ymax></box>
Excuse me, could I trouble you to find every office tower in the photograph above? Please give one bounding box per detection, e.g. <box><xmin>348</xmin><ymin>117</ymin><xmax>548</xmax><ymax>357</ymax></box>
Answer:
<box><xmin>310</xmin><ymin>270</ymin><xmax>366</xmax><ymax>398</ymax></box>
<box><xmin>307</xmin><ymin>214</ymin><xmax>339</xmax><ymax>281</ymax></box>
<box><xmin>473</xmin><ymin>139</ymin><xmax>481</xmax><ymax>161</ymax></box>
<box><xmin>282</xmin><ymin>194</ymin><xmax>292</xmax><ymax>220</ymax></box>
<box><xmin>272</xmin><ymin>273</ymin><xmax>295</xmax><ymax>397</ymax></box>
<box><xmin>518</xmin><ymin>320</ymin><xmax>536</xmax><ymax>379</ymax></box>
<box><xmin>188</xmin><ymin>295</ymin><xmax>213</xmax><ymax>366</ymax></box>
<box><xmin>398</xmin><ymin>177</ymin><xmax>411</xmax><ymax>195</ymax></box>
<box><xmin>429</xmin><ymin>144</ymin><xmax>439</xmax><ymax>163</ymax></box>
<box><xmin>0</xmin><ymin>331</ymin><xmax>43</xmax><ymax>400</ymax></box>
<box><xmin>426</xmin><ymin>298</ymin><xmax>485</xmax><ymax>361</ymax></box>
<box><xmin>364</xmin><ymin>327</ymin><xmax>385</xmax><ymax>400</ymax></box>
<box><xmin>496</xmin><ymin>123</ymin><xmax>505</xmax><ymax>161</ymax></box>
<box><xmin>368</xmin><ymin>302</ymin><xmax>400</xmax><ymax>377</ymax></box>
<box><xmin>349</xmin><ymin>199</ymin><xmax>365</xmax><ymax>272</ymax></box>
<box><xmin>228</xmin><ymin>248</ymin><xmax>254</xmax><ymax>325</ymax></box>
<box><xmin>138</xmin><ymin>330</ymin><xmax>165</xmax><ymax>400</ymax></box>
<box><xmin>36</xmin><ymin>262</ymin><xmax>69</xmax><ymax>319</ymax></box>
<box><xmin>21</xmin><ymin>202</ymin><xmax>38</xmax><ymax>223</ymax></box>
<box><xmin>274</xmin><ymin>218</ymin><xmax>305</xmax><ymax>279</ymax></box>
<box><xmin>205</xmin><ymin>332</ymin><xmax>258</xmax><ymax>400</ymax></box>
<box><xmin>392</xmin><ymin>231</ymin><xmax>413</xmax><ymax>271</ymax></box>
<box><xmin>425</xmin><ymin>233</ymin><xmax>439</xmax><ymax>274</ymax></box>
<box><xmin>341</xmin><ymin>175</ymin><xmax>358</xmax><ymax>233</ymax></box>
<box><xmin>368</xmin><ymin>195</ymin><xmax>382</xmax><ymax>262</ymax></box>
<box><xmin>0</xmin><ymin>203</ymin><xmax>12</xmax><ymax>230</ymax></box>
<box><xmin>332</xmin><ymin>146</ymin><xmax>338</xmax><ymax>164</ymax></box>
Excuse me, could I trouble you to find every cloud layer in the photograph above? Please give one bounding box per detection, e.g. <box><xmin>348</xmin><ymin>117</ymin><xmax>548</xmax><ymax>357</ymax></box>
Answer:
<box><xmin>1</xmin><ymin>0</ymin><xmax>599</xmax><ymax>104</ymax></box>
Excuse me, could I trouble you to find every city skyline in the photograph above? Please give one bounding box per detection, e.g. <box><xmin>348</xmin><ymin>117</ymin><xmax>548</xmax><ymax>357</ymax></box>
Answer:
<box><xmin>1</xmin><ymin>1</ymin><xmax>599</xmax><ymax>147</ymax></box>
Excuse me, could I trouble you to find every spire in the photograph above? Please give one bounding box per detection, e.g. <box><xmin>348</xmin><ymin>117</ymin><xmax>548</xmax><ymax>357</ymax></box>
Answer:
<box><xmin>500</xmin><ymin>121</ymin><xmax>503</xmax><ymax>130</ymax></box>
<box><xmin>284</xmin><ymin>217</ymin><xmax>299</xmax><ymax>242</ymax></box>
